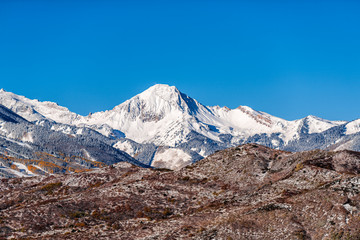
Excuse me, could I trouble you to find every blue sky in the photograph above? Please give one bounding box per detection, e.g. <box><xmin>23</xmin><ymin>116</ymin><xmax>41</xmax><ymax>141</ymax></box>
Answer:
<box><xmin>1</xmin><ymin>1</ymin><xmax>360</xmax><ymax>121</ymax></box>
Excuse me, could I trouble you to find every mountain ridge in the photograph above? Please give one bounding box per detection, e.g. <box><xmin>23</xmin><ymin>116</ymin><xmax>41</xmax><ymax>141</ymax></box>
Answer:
<box><xmin>0</xmin><ymin>103</ymin><xmax>148</xmax><ymax>178</ymax></box>
<box><xmin>0</xmin><ymin>84</ymin><xmax>359</xmax><ymax>170</ymax></box>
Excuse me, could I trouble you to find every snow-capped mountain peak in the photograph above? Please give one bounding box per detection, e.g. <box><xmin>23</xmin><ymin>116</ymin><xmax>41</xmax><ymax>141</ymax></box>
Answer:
<box><xmin>137</xmin><ymin>84</ymin><xmax>180</xmax><ymax>101</ymax></box>
<box><xmin>0</xmin><ymin>89</ymin><xmax>81</xmax><ymax>124</ymax></box>
<box><xmin>113</xmin><ymin>84</ymin><xmax>203</xmax><ymax>117</ymax></box>
<box><xmin>299</xmin><ymin>115</ymin><xmax>347</xmax><ymax>134</ymax></box>
<box><xmin>81</xmin><ymin>84</ymin><xmax>209</xmax><ymax>146</ymax></box>
<box><xmin>0</xmin><ymin>84</ymin><xmax>354</xmax><ymax>166</ymax></box>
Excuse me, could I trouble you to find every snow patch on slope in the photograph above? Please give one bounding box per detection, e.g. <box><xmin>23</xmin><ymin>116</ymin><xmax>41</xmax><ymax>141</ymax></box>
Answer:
<box><xmin>12</xmin><ymin>162</ymin><xmax>37</xmax><ymax>176</ymax></box>
<box><xmin>151</xmin><ymin>148</ymin><xmax>192</xmax><ymax>170</ymax></box>
<box><xmin>345</xmin><ymin>119</ymin><xmax>360</xmax><ymax>135</ymax></box>
<box><xmin>114</xmin><ymin>141</ymin><xmax>137</xmax><ymax>157</ymax></box>
<box><xmin>333</xmin><ymin>139</ymin><xmax>355</xmax><ymax>151</ymax></box>
<box><xmin>1</xmin><ymin>136</ymin><xmax>32</xmax><ymax>149</ymax></box>
<box><xmin>305</xmin><ymin>115</ymin><xmax>346</xmax><ymax>134</ymax></box>
<box><xmin>82</xmin><ymin>149</ymin><xmax>97</xmax><ymax>162</ymax></box>
<box><xmin>22</xmin><ymin>132</ymin><xmax>34</xmax><ymax>143</ymax></box>
<box><xmin>1</xmin><ymin>167</ymin><xmax>29</xmax><ymax>178</ymax></box>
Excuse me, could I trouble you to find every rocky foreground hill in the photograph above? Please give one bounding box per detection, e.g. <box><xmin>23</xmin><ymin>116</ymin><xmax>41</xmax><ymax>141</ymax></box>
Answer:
<box><xmin>0</xmin><ymin>144</ymin><xmax>359</xmax><ymax>239</ymax></box>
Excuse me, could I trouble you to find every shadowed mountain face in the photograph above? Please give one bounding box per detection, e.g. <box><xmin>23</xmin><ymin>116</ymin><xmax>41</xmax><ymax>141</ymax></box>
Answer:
<box><xmin>0</xmin><ymin>105</ymin><xmax>147</xmax><ymax>178</ymax></box>
<box><xmin>0</xmin><ymin>144</ymin><xmax>359</xmax><ymax>239</ymax></box>
<box><xmin>0</xmin><ymin>104</ymin><xmax>29</xmax><ymax>124</ymax></box>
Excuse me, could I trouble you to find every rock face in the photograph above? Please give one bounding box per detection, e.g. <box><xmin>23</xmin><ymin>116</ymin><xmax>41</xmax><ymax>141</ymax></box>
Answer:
<box><xmin>0</xmin><ymin>144</ymin><xmax>359</xmax><ymax>239</ymax></box>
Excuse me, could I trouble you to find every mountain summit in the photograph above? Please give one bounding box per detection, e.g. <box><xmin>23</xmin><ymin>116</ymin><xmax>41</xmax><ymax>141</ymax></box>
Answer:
<box><xmin>77</xmin><ymin>84</ymin><xmax>210</xmax><ymax>146</ymax></box>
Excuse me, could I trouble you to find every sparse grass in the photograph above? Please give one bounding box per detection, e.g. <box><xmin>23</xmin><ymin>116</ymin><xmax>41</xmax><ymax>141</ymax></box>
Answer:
<box><xmin>295</xmin><ymin>163</ymin><xmax>304</xmax><ymax>172</ymax></box>
<box><xmin>181</xmin><ymin>176</ymin><xmax>190</xmax><ymax>181</ymax></box>
<box><xmin>89</xmin><ymin>181</ymin><xmax>104</xmax><ymax>188</ymax></box>
<box><xmin>68</xmin><ymin>211</ymin><xmax>86</xmax><ymax>219</ymax></box>
<box><xmin>40</xmin><ymin>182</ymin><xmax>62</xmax><ymax>195</ymax></box>
<box><xmin>135</xmin><ymin>206</ymin><xmax>174</xmax><ymax>220</ymax></box>
<box><xmin>293</xmin><ymin>229</ymin><xmax>307</xmax><ymax>240</ymax></box>
<box><xmin>75</xmin><ymin>222</ymin><xmax>86</xmax><ymax>228</ymax></box>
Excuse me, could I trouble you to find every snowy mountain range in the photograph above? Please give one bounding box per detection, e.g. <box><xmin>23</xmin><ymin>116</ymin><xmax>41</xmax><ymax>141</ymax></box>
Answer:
<box><xmin>1</xmin><ymin>84</ymin><xmax>360</xmax><ymax>173</ymax></box>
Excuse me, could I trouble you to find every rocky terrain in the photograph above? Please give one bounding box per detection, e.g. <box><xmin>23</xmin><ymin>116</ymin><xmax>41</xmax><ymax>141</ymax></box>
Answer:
<box><xmin>0</xmin><ymin>144</ymin><xmax>359</xmax><ymax>239</ymax></box>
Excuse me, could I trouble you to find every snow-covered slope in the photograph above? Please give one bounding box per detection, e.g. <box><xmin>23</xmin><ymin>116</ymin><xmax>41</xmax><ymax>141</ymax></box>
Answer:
<box><xmin>78</xmin><ymin>85</ymin><xmax>200</xmax><ymax>146</ymax></box>
<box><xmin>0</xmin><ymin>103</ymin><xmax>148</xmax><ymax>178</ymax></box>
<box><xmin>71</xmin><ymin>84</ymin><xmax>346</xmax><ymax>149</ymax></box>
<box><xmin>345</xmin><ymin>119</ymin><xmax>360</xmax><ymax>135</ymax></box>
<box><xmin>151</xmin><ymin>147</ymin><xmax>192</xmax><ymax>170</ymax></box>
<box><xmin>301</xmin><ymin>115</ymin><xmax>346</xmax><ymax>134</ymax></box>
<box><xmin>0</xmin><ymin>85</ymin><xmax>346</xmax><ymax>148</ymax></box>
<box><xmin>0</xmin><ymin>89</ymin><xmax>82</xmax><ymax>123</ymax></box>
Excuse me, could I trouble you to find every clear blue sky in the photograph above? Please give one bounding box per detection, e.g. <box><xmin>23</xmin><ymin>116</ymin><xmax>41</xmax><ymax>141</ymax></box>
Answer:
<box><xmin>1</xmin><ymin>1</ymin><xmax>359</xmax><ymax>121</ymax></box>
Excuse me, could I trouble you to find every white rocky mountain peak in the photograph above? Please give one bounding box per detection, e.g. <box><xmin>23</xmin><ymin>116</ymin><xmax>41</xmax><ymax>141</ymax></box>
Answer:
<box><xmin>111</xmin><ymin>84</ymin><xmax>205</xmax><ymax>117</ymax></box>
<box><xmin>81</xmin><ymin>84</ymin><xmax>209</xmax><ymax>146</ymax></box>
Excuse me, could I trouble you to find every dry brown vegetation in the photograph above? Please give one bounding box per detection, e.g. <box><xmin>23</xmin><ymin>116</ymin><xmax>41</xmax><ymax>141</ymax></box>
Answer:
<box><xmin>0</xmin><ymin>151</ymin><xmax>105</xmax><ymax>176</ymax></box>
<box><xmin>0</xmin><ymin>143</ymin><xmax>359</xmax><ymax>239</ymax></box>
